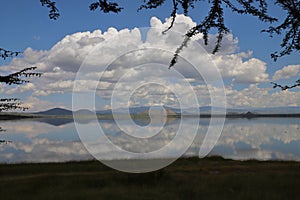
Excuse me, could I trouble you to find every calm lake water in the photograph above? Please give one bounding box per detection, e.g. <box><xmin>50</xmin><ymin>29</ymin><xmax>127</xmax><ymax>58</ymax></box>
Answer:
<box><xmin>0</xmin><ymin>117</ymin><xmax>299</xmax><ymax>163</ymax></box>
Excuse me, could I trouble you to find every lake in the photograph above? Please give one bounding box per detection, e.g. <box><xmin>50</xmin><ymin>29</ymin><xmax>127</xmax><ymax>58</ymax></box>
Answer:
<box><xmin>0</xmin><ymin>117</ymin><xmax>299</xmax><ymax>163</ymax></box>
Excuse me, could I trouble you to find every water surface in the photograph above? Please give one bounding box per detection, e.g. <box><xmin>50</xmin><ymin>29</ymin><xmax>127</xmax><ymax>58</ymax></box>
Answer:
<box><xmin>0</xmin><ymin>117</ymin><xmax>299</xmax><ymax>163</ymax></box>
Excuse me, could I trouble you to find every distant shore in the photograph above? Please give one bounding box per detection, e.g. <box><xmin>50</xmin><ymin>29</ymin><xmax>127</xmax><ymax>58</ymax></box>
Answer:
<box><xmin>0</xmin><ymin>156</ymin><xmax>300</xmax><ymax>199</ymax></box>
<box><xmin>1</xmin><ymin>112</ymin><xmax>300</xmax><ymax>121</ymax></box>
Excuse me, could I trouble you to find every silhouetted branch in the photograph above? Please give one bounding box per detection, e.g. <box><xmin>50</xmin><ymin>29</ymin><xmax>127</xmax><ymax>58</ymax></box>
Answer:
<box><xmin>138</xmin><ymin>0</ymin><xmax>166</xmax><ymax>11</ymax></box>
<box><xmin>0</xmin><ymin>67</ymin><xmax>42</xmax><ymax>85</ymax></box>
<box><xmin>161</xmin><ymin>0</ymin><xmax>278</xmax><ymax>68</ymax></box>
<box><xmin>271</xmin><ymin>79</ymin><xmax>300</xmax><ymax>90</ymax></box>
<box><xmin>36</xmin><ymin>0</ymin><xmax>298</xmax><ymax>64</ymax></box>
<box><xmin>0</xmin><ymin>67</ymin><xmax>41</xmax><ymax>112</ymax></box>
<box><xmin>179</xmin><ymin>0</ymin><xmax>198</xmax><ymax>15</ymax></box>
<box><xmin>263</xmin><ymin>0</ymin><xmax>300</xmax><ymax>61</ymax></box>
<box><xmin>37</xmin><ymin>1</ymin><xmax>298</xmax><ymax>64</ymax></box>
<box><xmin>0</xmin><ymin>48</ymin><xmax>22</xmax><ymax>60</ymax></box>
<box><xmin>90</xmin><ymin>0</ymin><xmax>123</xmax><ymax>13</ymax></box>
<box><xmin>162</xmin><ymin>0</ymin><xmax>178</xmax><ymax>34</ymax></box>
<box><xmin>0</xmin><ymin>140</ymin><xmax>12</xmax><ymax>144</ymax></box>
<box><xmin>169</xmin><ymin>0</ymin><xmax>231</xmax><ymax>68</ymax></box>
<box><xmin>0</xmin><ymin>98</ymin><xmax>28</xmax><ymax>112</ymax></box>
<box><xmin>169</xmin><ymin>28</ymin><xmax>196</xmax><ymax>69</ymax></box>
<box><xmin>40</xmin><ymin>0</ymin><xmax>60</xmax><ymax>20</ymax></box>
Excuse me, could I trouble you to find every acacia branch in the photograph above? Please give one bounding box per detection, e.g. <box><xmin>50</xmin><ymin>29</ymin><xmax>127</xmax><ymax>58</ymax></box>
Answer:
<box><xmin>138</xmin><ymin>0</ymin><xmax>166</xmax><ymax>11</ymax></box>
<box><xmin>37</xmin><ymin>1</ymin><xmax>298</xmax><ymax>63</ymax></box>
<box><xmin>169</xmin><ymin>0</ymin><xmax>230</xmax><ymax>68</ymax></box>
<box><xmin>0</xmin><ymin>98</ymin><xmax>28</xmax><ymax>112</ymax></box>
<box><xmin>40</xmin><ymin>0</ymin><xmax>60</xmax><ymax>20</ymax></box>
<box><xmin>162</xmin><ymin>0</ymin><xmax>178</xmax><ymax>34</ymax></box>
<box><xmin>0</xmin><ymin>48</ymin><xmax>22</xmax><ymax>60</ymax></box>
<box><xmin>271</xmin><ymin>79</ymin><xmax>300</xmax><ymax>90</ymax></box>
<box><xmin>263</xmin><ymin>0</ymin><xmax>300</xmax><ymax>61</ymax></box>
<box><xmin>0</xmin><ymin>67</ymin><xmax>42</xmax><ymax>85</ymax></box>
<box><xmin>90</xmin><ymin>0</ymin><xmax>123</xmax><ymax>13</ymax></box>
<box><xmin>165</xmin><ymin>0</ymin><xmax>279</xmax><ymax>68</ymax></box>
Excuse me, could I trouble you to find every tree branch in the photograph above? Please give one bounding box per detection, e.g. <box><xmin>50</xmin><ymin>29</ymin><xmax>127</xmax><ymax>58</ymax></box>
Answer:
<box><xmin>263</xmin><ymin>0</ymin><xmax>300</xmax><ymax>61</ymax></box>
<box><xmin>40</xmin><ymin>0</ymin><xmax>60</xmax><ymax>20</ymax></box>
<box><xmin>90</xmin><ymin>0</ymin><xmax>123</xmax><ymax>13</ymax></box>
<box><xmin>0</xmin><ymin>67</ymin><xmax>42</xmax><ymax>85</ymax></box>
<box><xmin>162</xmin><ymin>0</ymin><xmax>178</xmax><ymax>34</ymax></box>
<box><xmin>138</xmin><ymin>0</ymin><xmax>166</xmax><ymax>11</ymax></box>
<box><xmin>0</xmin><ymin>48</ymin><xmax>22</xmax><ymax>60</ymax></box>
<box><xmin>0</xmin><ymin>98</ymin><xmax>28</xmax><ymax>112</ymax></box>
<box><xmin>271</xmin><ymin>79</ymin><xmax>300</xmax><ymax>90</ymax></box>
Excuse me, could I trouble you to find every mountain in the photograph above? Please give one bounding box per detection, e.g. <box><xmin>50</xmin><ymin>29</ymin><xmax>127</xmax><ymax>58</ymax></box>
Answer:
<box><xmin>32</xmin><ymin>106</ymin><xmax>300</xmax><ymax>117</ymax></box>
<box><xmin>35</xmin><ymin>108</ymin><xmax>73</xmax><ymax>116</ymax></box>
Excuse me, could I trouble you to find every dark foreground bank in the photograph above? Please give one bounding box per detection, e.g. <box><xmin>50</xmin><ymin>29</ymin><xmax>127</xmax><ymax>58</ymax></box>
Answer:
<box><xmin>0</xmin><ymin>156</ymin><xmax>300</xmax><ymax>200</ymax></box>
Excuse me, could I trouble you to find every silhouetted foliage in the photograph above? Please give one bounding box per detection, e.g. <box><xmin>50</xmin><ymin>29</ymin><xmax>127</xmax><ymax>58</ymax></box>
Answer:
<box><xmin>263</xmin><ymin>0</ymin><xmax>300</xmax><ymax>61</ymax></box>
<box><xmin>0</xmin><ymin>98</ymin><xmax>27</xmax><ymax>112</ymax></box>
<box><xmin>0</xmin><ymin>66</ymin><xmax>41</xmax><ymax>112</ymax></box>
<box><xmin>162</xmin><ymin>0</ymin><xmax>278</xmax><ymax>68</ymax></box>
<box><xmin>39</xmin><ymin>0</ymin><xmax>299</xmax><ymax>69</ymax></box>
<box><xmin>138</xmin><ymin>0</ymin><xmax>167</xmax><ymax>11</ymax></box>
<box><xmin>90</xmin><ymin>0</ymin><xmax>123</xmax><ymax>13</ymax></box>
<box><xmin>0</xmin><ymin>48</ymin><xmax>22</xmax><ymax>60</ymax></box>
<box><xmin>0</xmin><ymin>67</ymin><xmax>42</xmax><ymax>85</ymax></box>
<box><xmin>40</xmin><ymin>0</ymin><xmax>60</xmax><ymax>20</ymax></box>
<box><xmin>271</xmin><ymin>79</ymin><xmax>300</xmax><ymax>90</ymax></box>
<box><xmin>0</xmin><ymin>49</ymin><xmax>41</xmax><ymax>133</ymax></box>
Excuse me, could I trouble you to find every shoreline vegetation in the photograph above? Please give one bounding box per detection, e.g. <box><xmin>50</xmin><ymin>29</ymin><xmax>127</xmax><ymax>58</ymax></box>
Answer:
<box><xmin>0</xmin><ymin>156</ymin><xmax>300</xmax><ymax>199</ymax></box>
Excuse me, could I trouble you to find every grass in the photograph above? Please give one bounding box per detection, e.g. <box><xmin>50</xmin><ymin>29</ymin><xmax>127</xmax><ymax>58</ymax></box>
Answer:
<box><xmin>1</xmin><ymin>156</ymin><xmax>300</xmax><ymax>199</ymax></box>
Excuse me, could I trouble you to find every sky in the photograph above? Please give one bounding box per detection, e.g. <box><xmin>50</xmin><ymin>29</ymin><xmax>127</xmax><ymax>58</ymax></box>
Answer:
<box><xmin>0</xmin><ymin>0</ymin><xmax>300</xmax><ymax>111</ymax></box>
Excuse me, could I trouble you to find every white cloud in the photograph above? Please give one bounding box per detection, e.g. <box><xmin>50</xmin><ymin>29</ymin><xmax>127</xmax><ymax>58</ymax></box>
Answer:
<box><xmin>5</xmin><ymin>83</ymin><xmax>35</xmax><ymax>95</ymax></box>
<box><xmin>213</xmin><ymin>55</ymin><xmax>269</xmax><ymax>83</ymax></box>
<box><xmin>273</xmin><ymin>65</ymin><xmax>300</xmax><ymax>81</ymax></box>
<box><xmin>22</xmin><ymin>96</ymin><xmax>65</xmax><ymax>111</ymax></box>
<box><xmin>0</xmin><ymin>14</ymin><xmax>299</xmax><ymax>110</ymax></box>
<box><xmin>212</xmin><ymin>119</ymin><xmax>300</xmax><ymax>161</ymax></box>
<box><xmin>225</xmin><ymin>84</ymin><xmax>300</xmax><ymax>107</ymax></box>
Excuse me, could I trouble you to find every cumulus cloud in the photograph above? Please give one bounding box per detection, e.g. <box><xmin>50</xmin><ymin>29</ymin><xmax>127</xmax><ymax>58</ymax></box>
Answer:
<box><xmin>213</xmin><ymin>55</ymin><xmax>269</xmax><ymax>83</ymax></box>
<box><xmin>0</xmin><ymin>14</ymin><xmax>299</xmax><ymax>110</ymax></box>
<box><xmin>22</xmin><ymin>96</ymin><xmax>65</xmax><ymax>111</ymax></box>
<box><xmin>273</xmin><ymin>65</ymin><xmax>300</xmax><ymax>81</ymax></box>
<box><xmin>5</xmin><ymin>83</ymin><xmax>35</xmax><ymax>95</ymax></box>
<box><xmin>225</xmin><ymin>84</ymin><xmax>300</xmax><ymax>107</ymax></box>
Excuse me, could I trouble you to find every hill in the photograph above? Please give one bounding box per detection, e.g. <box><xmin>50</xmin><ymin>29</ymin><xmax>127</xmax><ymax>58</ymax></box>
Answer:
<box><xmin>35</xmin><ymin>108</ymin><xmax>73</xmax><ymax>116</ymax></box>
<box><xmin>13</xmin><ymin>106</ymin><xmax>300</xmax><ymax>118</ymax></box>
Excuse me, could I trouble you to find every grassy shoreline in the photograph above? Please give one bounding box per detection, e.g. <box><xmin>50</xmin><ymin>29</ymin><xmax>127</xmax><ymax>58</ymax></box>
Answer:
<box><xmin>1</xmin><ymin>156</ymin><xmax>300</xmax><ymax>199</ymax></box>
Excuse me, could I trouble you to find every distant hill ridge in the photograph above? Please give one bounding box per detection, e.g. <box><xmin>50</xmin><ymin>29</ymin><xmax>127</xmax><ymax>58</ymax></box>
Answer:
<box><xmin>34</xmin><ymin>106</ymin><xmax>300</xmax><ymax>116</ymax></box>
<box><xmin>35</xmin><ymin>108</ymin><xmax>73</xmax><ymax>116</ymax></box>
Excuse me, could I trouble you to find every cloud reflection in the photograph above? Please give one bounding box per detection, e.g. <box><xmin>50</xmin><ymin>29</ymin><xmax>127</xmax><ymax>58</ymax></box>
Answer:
<box><xmin>0</xmin><ymin>118</ymin><xmax>299</xmax><ymax>163</ymax></box>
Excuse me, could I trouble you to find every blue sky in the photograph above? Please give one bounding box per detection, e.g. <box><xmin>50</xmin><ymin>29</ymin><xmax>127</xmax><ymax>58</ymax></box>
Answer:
<box><xmin>1</xmin><ymin>1</ymin><xmax>300</xmax><ymax>111</ymax></box>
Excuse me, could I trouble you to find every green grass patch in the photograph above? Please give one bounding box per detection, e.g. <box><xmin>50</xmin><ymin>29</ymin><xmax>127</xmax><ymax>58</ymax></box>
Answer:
<box><xmin>1</xmin><ymin>156</ymin><xmax>300</xmax><ymax>199</ymax></box>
